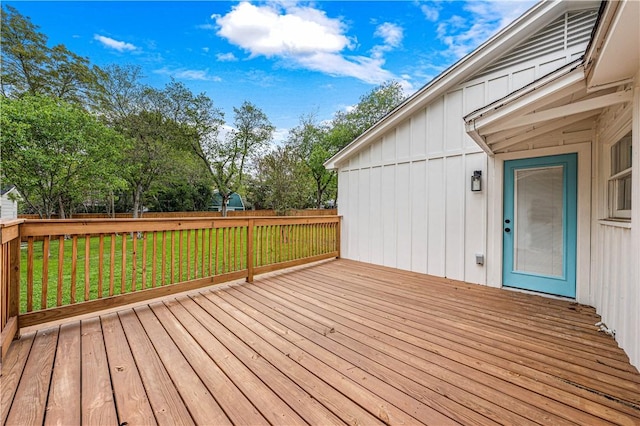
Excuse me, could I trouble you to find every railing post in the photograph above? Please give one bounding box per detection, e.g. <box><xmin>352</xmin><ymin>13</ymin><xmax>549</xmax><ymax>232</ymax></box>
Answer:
<box><xmin>9</xmin><ymin>236</ymin><xmax>20</xmax><ymax>328</ymax></box>
<box><xmin>246</xmin><ymin>219</ymin><xmax>254</xmax><ymax>283</ymax></box>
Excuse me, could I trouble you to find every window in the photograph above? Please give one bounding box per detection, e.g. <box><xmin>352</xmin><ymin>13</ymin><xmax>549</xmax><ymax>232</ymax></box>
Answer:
<box><xmin>609</xmin><ymin>131</ymin><xmax>632</xmax><ymax>219</ymax></box>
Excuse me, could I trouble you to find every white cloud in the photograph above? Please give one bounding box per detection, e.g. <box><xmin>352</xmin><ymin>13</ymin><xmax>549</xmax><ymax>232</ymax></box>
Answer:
<box><xmin>215</xmin><ymin>2</ymin><xmax>351</xmax><ymax>57</ymax></box>
<box><xmin>94</xmin><ymin>34</ymin><xmax>137</xmax><ymax>52</ymax></box>
<box><xmin>375</xmin><ymin>22</ymin><xmax>403</xmax><ymax>47</ymax></box>
<box><xmin>217</xmin><ymin>52</ymin><xmax>238</xmax><ymax>62</ymax></box>
<box><xmin>212</xmin><ymin>1</ymin><xmax>409</xmax><ymax>87</ymax></box>
<box><xmin>434</xmin><ymin>0</ymin><xmax>536</xmax><ymax>59</ymax></box>
<box><xmin>202</xmin><ymin>47</ymin><xmax>210</xmax><ymax>53</ymax></box>
<box><xmin>271</xmin><ymin>127</ymin><xmax>289</xmax><ymax>145</ymax></box>
<box><xmin>372</xmin><ymin>22</ymin><xmax>403</xmax><ymax>59</ymax></box>
<box><xmin>421</xmin><ymin>3</ymin><xmax>440</xmax><ymax>22</ymax></box>
<box><xmin>154</xmin><ymin>67</ymin><xmax>222</xmax><ymax>82</ymax></box>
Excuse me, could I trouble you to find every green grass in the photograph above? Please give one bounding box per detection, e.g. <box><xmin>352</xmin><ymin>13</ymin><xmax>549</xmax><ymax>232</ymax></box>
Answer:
<box><xmin>20</xmin><ymin>225</ymin><xmax>336</xmax><ymax>313</ymax></box>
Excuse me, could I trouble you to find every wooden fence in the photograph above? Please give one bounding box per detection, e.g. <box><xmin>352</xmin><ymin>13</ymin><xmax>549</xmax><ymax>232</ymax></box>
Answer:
<box><xmin>18</xmin><ymin>209</ymin><xmax>337</xmax><ymax>220</ymax></box>
<box><xmin>0</xmin><ymin>216</ymin><xmax>340</xmax><ymax>361</ymax></box>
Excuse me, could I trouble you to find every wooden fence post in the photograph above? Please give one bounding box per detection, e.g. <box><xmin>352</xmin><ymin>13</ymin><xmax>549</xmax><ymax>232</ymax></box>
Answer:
<box><xmin>246</xmin><ymin>219</ymin><xmax>254</xmax><ymax>283</ymax></box>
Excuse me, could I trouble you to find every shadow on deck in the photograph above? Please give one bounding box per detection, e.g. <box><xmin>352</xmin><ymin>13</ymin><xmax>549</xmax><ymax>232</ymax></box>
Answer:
<box><xmin>2</xmin><ymin>259</ymin><xmax>639</xmax><ymax>425</ymax></box>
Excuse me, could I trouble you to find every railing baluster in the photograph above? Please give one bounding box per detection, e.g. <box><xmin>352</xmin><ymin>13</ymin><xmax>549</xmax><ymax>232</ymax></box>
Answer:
<box><xmin>186</xmin><ymin>229</ymin><xmax>191</xmax><ymax>281</ymax></box>
<box><xmin>152</xmin><ymin>232</ymin><xmax>157</xmax><ymax>288</ymax></box>
<box><xmin>179</xmin><ymin>230</ymin><xmax>184</xmax><ymax>282</ymax></box>
<box><xmin>121</xmin><ymin>234</ymin><xmax>127</xmax><ymax>294</ymax></box>
<box><xmin>109</xmin><ymin>235</ymin><xmax>115</xmax><ymax>296</ymax></box>
<box><xmin>71</xmin><ymin>236</ymin><xmax>78</xmax><ymax>303</ymax></box>
<box><xmin>98</xmin><ymin>234</ymin><xmax>104</xmax><ymax>298</ymax></box>
<box><xmin>27</xmin><ymin>237</ymin><xmax>34</xmax><ymax>312</ymax></box>
<box><xmin>233</xmin><ymin>227</ymin><xmax>237</xmax><ymax>271</ymax></box>
<box><xmin>209</xmin><ymin>226</ymin><xmax>213</xmax><ymax>276</ymax></box>
<box><xmin>170</xmin><ymin>231</ymin><xmax>175</xmax><ymax>284</ymax></box>
<box><xmin>142</xmin><ymin>232</ymin><xmax>147</xmax><ymax>290</ymax></box>
<box><xmin>41</xmin><ymin>237</ymin><xmax>49</xmax><ymax>310</ymax></box>
<box><xmin>84</xmin><ymin>235</ymin><xmax>90</xmax><ymax>301</ymax></box>
<box><xmin>201</xmin><ymin>228</ymin><xmax>206</xmax><ymax>278</ymax></box>
<box><xmin>57</xmin><ymin>236</ymin><xmax>64</xmax><ymax>306</ymax></box>
<box><xmin>131</xmin><ymin>232</ymin><xmax>137</xmax><ymax>292</ymax></box>
<box><xmin>161</xmin><ymin>231</ymin><xmax>166</xmax><ymax>286</ymax></box>
<box><xmin>214</xmin><ymin>228</ymin><xmax>219</xmax><ymax>275</ymax></box>
<box><xmin>222</xmin><ymin>227</ymin><xmax>227</xmax><ymax>273</ymax></box>
<box><xmin>193</xmin><ymin>229</ymin><xmax>199</xmax><ymax>279</ymax></box>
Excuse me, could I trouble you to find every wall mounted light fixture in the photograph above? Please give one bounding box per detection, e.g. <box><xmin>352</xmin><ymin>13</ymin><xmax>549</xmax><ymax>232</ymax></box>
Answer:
<box><xmin>471</xmin><ymin>170</ymin><xmax>482</xmax><ymax>192</ymax></box>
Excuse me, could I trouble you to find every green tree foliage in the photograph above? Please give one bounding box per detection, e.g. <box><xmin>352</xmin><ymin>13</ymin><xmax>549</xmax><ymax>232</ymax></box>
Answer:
<box><xmin>285</xmin><ymin>82</ymin><xmax>405</xmax><ymax>209</ymax></box>
<box><xmin>329</xmin><ymin>80</ymin><xmax>405</xmax><ymax>150</ymax></box>
<box><xmin>249</xmin><ymin>146</ymin><xmax>313</xmax><ymax>213</ymax></box>
<box><xmin>97</xmin><ymin>66</ymin><xmax>219</xmax><ymax>216</ymax></box>
<box><xmin>0</xmin><ymin>95</ymin><xmax>127</xmax><ymax>218</ymax></box>
<box><xmin>287</xmin><ymin>115</ymin><xmax>337</xmax><ymax>209</ymax></box>
<box><xmin>1</xmin><ymin>5</ymin><xmax>99</xmax><ymax>104</ymax></box>
<box><xmin>201</xmin><ymin>101</ymin><xmax>274</xmax><ymax>216</ymax></box>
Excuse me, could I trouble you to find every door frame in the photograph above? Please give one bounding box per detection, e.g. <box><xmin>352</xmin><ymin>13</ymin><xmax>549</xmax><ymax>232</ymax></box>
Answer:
<box><xmin>502</xmin><ymin>154</ymin><xmax>577</xmax><ymax>297</ymax></box>
<box><xmin>485</xmin><ymin>143</ymin><xmax>591</xmax><ymax>303</ymax></box>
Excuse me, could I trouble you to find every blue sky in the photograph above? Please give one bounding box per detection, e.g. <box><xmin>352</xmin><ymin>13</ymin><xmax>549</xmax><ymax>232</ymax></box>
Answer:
<box><xmin>6</xmin><ymin>0</ymin><xmax>537</xmax><ymax>142</ymax></box>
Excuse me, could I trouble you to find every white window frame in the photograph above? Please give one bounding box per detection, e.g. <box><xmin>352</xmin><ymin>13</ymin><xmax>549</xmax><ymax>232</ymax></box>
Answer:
<box><xmin>608</xmin><ymin>131</ymin><xmax>632</xmax><ymax>220</ymax></box>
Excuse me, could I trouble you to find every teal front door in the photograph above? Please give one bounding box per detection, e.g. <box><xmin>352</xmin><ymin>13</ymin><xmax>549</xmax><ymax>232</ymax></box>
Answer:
<box><xmin>503</xmin><ymin>154</ymin><xmax>577</xmax><ymax>297</ymax></box>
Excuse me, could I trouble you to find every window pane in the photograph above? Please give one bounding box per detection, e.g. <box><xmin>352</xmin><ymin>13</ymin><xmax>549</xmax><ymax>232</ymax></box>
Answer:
<box><xmin>514</xmin><ymin>166</ymin><xmax>564</xmax><ymax>277</ymax></box>
<box><xmin>612</xmin><ymin>132</ymin><xmax>632</xmax><ymax>175</ymax></box>
<box><xmin>619</xmin><ymin>174</ymin><xmax>632</xmax><ymax>210</ymax></box>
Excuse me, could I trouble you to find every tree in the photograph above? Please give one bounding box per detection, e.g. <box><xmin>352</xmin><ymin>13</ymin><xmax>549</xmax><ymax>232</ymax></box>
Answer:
<box><xmin>199</xmin><ymin>102</ymin><xmax>274</xmax><ymax>216</ymax></box>
<box><xmin>1</xmin><ymin>5</ymin><xmax>99</xmax><ymax>104</ymax></box>
<box><xmin>250</xmin><ymin>146</ymin><xmax>313</xmax><ymax>213</ymax></box>
<box><xmin>97</xmin><ymin>67</ymin><xmax>222</xmax><ymax>216</ymax></box>
<box><xmin>329</xmin><ymin>80</ymin><xmax>405</xmax><ymax>149</ymax></box>
<box><xmin>0</xmin><ymin>95</ymin><xmax>127</xmax><ymax>218</ymax></box>
<box><xmin>288</xmin><ymin>115</ymin><xmax>337</xmax><ymax>209</ymax></box>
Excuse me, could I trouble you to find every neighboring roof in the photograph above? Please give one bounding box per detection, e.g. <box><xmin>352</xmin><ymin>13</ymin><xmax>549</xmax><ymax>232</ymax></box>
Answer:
<box><xmin>324</xmin><ymin>0</ymin><xmax>600</xmax><ymax>170</ymax></box>
<box><xmin>1</xmin><ymin>186</ymin><xmax>18</xmax><ymax>196</ymax></box>
<box><xmin>211</xmin><ymin>192</ymin><xmax>245</xmax><ymax>209</ymax></box>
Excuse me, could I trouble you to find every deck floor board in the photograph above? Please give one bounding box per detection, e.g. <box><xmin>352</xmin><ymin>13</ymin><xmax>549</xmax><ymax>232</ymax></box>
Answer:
<box><xmin>2</xmin><ymin>259</ymin><xmax>640</xmax><ymax>425</ymax></box>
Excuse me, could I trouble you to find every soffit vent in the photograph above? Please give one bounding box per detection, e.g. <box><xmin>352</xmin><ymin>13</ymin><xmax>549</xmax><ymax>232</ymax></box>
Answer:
<box><xmin>474</xmin><ymin>9</ymin><xmax>598</xmax><ymax>78</ymax></box>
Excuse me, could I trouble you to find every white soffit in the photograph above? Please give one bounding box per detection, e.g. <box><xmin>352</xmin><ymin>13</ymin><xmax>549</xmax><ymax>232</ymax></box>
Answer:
<box><xmin>587</xmin><ymin>0</ymin><xmax>640</xmax><ymax>89</ymax></box>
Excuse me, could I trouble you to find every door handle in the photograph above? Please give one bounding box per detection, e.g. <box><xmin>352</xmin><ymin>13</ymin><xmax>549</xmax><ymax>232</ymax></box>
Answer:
<box><xmin>505</xmin><ymin>228</ymin><xmax>511</xmax><ymax>233</ymax></box>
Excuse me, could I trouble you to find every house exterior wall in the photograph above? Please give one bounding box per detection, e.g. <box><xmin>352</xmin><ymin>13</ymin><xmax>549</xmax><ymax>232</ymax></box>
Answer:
<box><xmin>590</xmin><ymin>74</ymin><xmax>639</xmax><ymax>369</ymax></box>
<box><xmin>0</xmin><ymin>193</ymin><xmax>18</xmax><ymax>219</ymax></box>
<box><xmin>337</xmin><ymin>26</ymin><xmax>594</xmax><ymax>284</ymax></box>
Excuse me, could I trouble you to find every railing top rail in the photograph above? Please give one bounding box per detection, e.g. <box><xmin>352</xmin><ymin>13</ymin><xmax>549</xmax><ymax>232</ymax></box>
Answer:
<box><xmin>19</xmin><ymin>216</ymin><xmax>340</xmax><ymax>237</ymax></box>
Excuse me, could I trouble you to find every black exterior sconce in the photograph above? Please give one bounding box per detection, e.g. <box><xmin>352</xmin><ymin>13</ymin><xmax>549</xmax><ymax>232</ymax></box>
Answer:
<box><xmin>471</xmin><ymin>170</ymin><xmax>482</xmax><ymax>192</ymax></box>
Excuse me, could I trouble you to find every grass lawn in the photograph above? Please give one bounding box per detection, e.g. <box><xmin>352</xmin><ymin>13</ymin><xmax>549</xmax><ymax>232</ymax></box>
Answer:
<box><xmin>20</xmin><ymin>225</ymin><xmax>334</xmax><ymax>313</ymax></box>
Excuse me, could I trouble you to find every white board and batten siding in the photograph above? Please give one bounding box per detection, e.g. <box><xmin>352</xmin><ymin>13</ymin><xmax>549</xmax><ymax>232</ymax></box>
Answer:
<box><xmin>591</xmin><ymin>88</ymin><xmax>640</xmax><ymax>371</ymax></box>
<box><xmin>337</xmin><ymin>7</ymin><xmax>598</xmax><ymax>285</ymax></box>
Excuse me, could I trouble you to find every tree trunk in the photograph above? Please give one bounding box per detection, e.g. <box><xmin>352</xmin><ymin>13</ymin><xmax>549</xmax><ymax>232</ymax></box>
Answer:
<box><xmin>221</xmin><ymin>194</ymin><xmax>228</xmax><ymax>217</ymax></box>
<box><xmin>132</xmin><ymin>185</ymin><xmax>142</xmax><ymax>218</ymax></box>
<box><xmin>58</xmin><ymin>197</ymin><xmax>67</xmax><ymax>219</ymax></box>
<box><xmin>316</xmin><ymin>182</ymin><xmax>323</xmax><ymax>209</ymax></box>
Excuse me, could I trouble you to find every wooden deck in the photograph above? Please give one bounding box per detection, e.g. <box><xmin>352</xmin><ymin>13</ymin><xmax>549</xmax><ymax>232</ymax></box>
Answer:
<box><xmin>2</xmin><ymin>259</ymin><xmax>639</xmax><ymax>425</ymax></box>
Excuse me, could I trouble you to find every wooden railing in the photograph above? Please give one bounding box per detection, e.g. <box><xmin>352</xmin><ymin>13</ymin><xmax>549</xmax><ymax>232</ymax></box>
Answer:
<box><xmin>0</xmin><ymin>220</ymin><xmax>22</xmax><ymax>361</ymax></box>
<box><xmin>0</xmin><ymin>216</ymin><xmax>340</xmax><ymax>359</ymax></box>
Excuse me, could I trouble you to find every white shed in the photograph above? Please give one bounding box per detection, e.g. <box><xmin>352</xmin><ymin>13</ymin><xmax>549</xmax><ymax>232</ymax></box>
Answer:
<box><xmin>325</xmin><ymin>0</ymin><xmax>640</xmax><ymax>369</ymax></box>
<box><xmin>1</xmin><ymin>186</ymin><xmax>20</xmax><ymax>219</ymax></box>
